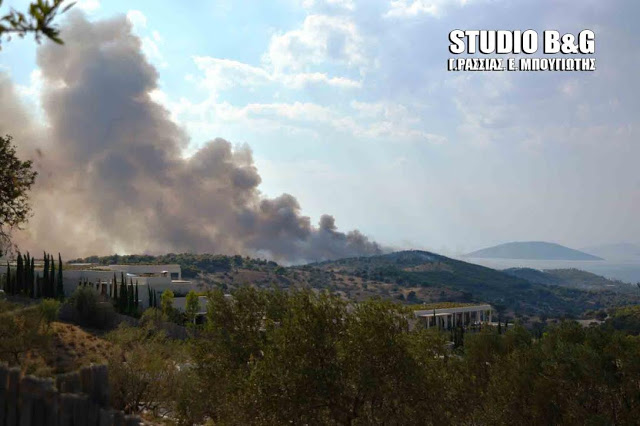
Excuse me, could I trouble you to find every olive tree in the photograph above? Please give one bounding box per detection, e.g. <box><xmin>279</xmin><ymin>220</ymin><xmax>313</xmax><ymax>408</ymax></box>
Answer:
<box><xmin>0</xmin><ymin>135</ymin><xmax>37</xmax><ymax>256</ymax></box>
<box><xmin>0</xmin><ymin>0</ymin><xmax>74</xmax><ymax>48</ymax></box>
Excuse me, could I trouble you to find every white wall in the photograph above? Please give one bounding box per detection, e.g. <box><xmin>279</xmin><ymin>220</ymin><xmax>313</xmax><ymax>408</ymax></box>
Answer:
<box><xmin>103</xmin><ymin>264</ymin><xmax>182</xmax><ymax>280</ymax></box>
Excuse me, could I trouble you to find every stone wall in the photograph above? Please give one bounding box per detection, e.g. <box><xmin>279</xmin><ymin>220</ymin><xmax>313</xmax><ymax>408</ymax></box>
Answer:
<box><xmin>0</xmin><ymin>364</ymin><xmax>142</xmax><ymax>425</ymax></box>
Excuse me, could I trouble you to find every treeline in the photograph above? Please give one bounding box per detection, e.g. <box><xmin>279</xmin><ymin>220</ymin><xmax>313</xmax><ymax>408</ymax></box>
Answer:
<box><xmin>70</xmin><ymin>253</ymin><xmax>280</xmax><ymax>278</ymax></box>
<box><xmin>2</xmin><ymin>252</ymin><xmax>64</xmax><ymax>299</ymax></box>
<box><xmin>76</xmin><ymin>272</ymin><xmax>142</xmax><ymax>316</ymax></box>
<box><xmin>110</xmin><ymin>288</ymin><xmax>640</xmax><ymax>425</ymax></box>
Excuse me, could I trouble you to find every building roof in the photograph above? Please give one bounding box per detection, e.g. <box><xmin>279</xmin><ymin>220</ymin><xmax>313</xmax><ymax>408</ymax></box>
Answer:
<box><xmin>413</xmin><ymin>304</ymin><xmax>492</xmax><ymax>317</ymax></box>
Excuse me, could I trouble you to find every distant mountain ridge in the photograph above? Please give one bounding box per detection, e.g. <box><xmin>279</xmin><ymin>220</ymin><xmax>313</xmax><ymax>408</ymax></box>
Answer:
<box><xmin>465</xmin><ymin>241</ymin><xmax>603</xmax><ymax>261</ymax></box>
<box><xmin>503</xmin><ymin>267</ymin><xmax>633</xmax><ymax>292</ymax></box>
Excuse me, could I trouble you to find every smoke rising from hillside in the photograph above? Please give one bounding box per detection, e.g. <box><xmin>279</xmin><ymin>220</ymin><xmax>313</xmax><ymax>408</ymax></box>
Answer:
<box><xmin>1</xmin><ymin>13</ymin><xmax>381</xmax><ymax>262</ymax></box>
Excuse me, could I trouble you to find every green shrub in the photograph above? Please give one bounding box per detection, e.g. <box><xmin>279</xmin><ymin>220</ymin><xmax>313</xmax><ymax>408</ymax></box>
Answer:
<box><xmin>67</xmin><ymin>287</ymin><xmax>115</xmax><ymax>329</ymax></box>
<box><xmin>140</xmin><ymin>307</ymin><xmax>169</xmax><ymax>330</ymax></box>
<box><xmin>38</xmin><ymin>299</ymin><xmax>60</xmax><ymax>328</ymax></box>
<box><xmin>161</xmin><ymin>289</ymin><xmax>174</xmax><ymax>316</ymax></box>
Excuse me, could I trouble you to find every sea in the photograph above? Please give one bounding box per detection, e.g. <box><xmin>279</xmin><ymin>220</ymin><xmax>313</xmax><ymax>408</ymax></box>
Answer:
<box><xmin>461</xmin><ymin>257</ymin><xmax>640</xmax><ymax>284</ymax></box>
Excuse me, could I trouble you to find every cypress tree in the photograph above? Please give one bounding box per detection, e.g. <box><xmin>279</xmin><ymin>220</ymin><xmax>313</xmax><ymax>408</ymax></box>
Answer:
<box><xmin>147</xmin><ymin>284</ymin><xmax>152</xmax><ymax>309</ymax></box>
<box><xmin>125</xmin><ymin>281</ymin><xmax>131</xmax><ymax>314</ymax></box>
<box><xmin>112</xmin><ymin>273</ymin><xmax>117</xmax><ymax>299</ymax></box>
<box><xmin>25</xmin><ymin>253</ymin><xmax>30</xmax><ymax>297</ymax></box>
<box><xmin>5</xmin><ymin>261</ymin><xmax>10</xmax><ymax>294</ymax></box>
<box><xmin>57</xmin><ymin>253</ymin><xmax>64</xmax><ymax>299</ymax></box>
<box><xmin>134</xmin><ymin>280</ymin><xmax>139</xmax><ymax>313</ymax></box>
<box><xmin>50</xmin><ymin>258</ymin><xmax>56</xmax><ymax>298</ymax></box>
<box><xmin>29</xmin><ymin>255</ymin><xmax>35</xmax><ymax>298</ymax></box>
<box><xmin>119</xmin><ymin>274</ymin><xmax>126</xmax><ymax>313</ymax></box>
<box><xmin>128</xmin><ymin>278</ymin><xmax>134</xmax><ymax>314</ymax></box>
<box><xmin>43</xmin><ymin>252</ymin><xmax>50</xmax><ymax>297</ymax></box>
<box><xmin>16</xmin><ymin>252</ymin><xmax>23</xmax><ymax>294</ymax></box>
<box><xmin>20</xmin><ymin>254</ymin><xmax>24</xmax><ymax>293</ymax></box>
<box><xmin>112</xmin><ymin>275</ymin><xmax>117</xmax><ymax>300</ymax></box>
<box><xmin>23</xmin><ymin>253</ymin><xmax>28</xmax><ymax>293</ymax></box>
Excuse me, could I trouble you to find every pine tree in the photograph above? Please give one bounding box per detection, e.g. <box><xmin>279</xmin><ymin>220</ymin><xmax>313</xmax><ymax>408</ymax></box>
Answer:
<box><xmin>57</xmin><ymin>253</ymin><xmax>64</xmax><ymax>299</ymax></box>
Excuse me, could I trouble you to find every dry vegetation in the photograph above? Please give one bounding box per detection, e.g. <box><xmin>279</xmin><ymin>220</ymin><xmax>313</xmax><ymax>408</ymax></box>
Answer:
<box><xmin>201</xmin><ymin>265</ymin><xmax>464</xmax><ymax>307</ymax></box>
<box><xmin>48</xmin><ymin>322</ymin><xmax>112</xmax><ymax>374</ymax></box>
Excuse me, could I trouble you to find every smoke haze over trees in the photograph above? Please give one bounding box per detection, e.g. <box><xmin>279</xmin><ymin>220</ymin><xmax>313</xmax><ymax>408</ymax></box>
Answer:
<box><xmin>0</xmin><ymin>12</ymin><xmax>381</xmax><ymax>262</ymax></box>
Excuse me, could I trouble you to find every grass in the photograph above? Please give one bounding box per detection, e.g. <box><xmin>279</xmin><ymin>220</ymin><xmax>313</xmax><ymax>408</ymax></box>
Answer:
<box><xmin>47</xmin><ymin>322</ymin><xmax>112</xmax><ymax>374</ymax></box>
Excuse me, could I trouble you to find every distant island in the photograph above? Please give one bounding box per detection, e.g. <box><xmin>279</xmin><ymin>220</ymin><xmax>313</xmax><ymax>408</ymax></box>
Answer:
<box><xmin>465</xmin><ymin>241</ymin><xmax>603</xmax><ymax>261</ymax></box>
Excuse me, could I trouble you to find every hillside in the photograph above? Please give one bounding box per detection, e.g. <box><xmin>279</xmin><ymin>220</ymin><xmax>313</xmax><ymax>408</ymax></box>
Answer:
<box><xmin>503</xmin><ymin>268</ymin><xmax>634</xmax><ymax>292</ymax></box>
<box><xmin>72</xmin><ymin>250</ymin><xmax>639</xmax><ymax>317</ymax></box>
<box><xmin>466</xmin><ymin>241</ymin><xmax>603</xmax><ymax>261</ymax></box>
<box><xmin>301</xmin><ymin>251</ymin><xmax>636</xmax><ymax>317</ymax></box>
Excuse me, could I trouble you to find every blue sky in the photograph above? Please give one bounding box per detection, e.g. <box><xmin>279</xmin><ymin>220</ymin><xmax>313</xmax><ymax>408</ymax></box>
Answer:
<box><xmin>2</xmin><ymin>0</ymin><xmax>639</xmax><ymax>256</ymax></box>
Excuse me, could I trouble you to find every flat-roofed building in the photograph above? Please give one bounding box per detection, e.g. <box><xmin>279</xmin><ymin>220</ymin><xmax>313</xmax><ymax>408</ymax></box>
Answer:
<box><xmin>62</xmin><ymin>263</ymin><xmax>198</xmax><ymax>310</ymax></box>
<box><xmin>102</xmin><ymin>264</ymin><xmax>182</xmax><ymax>280</ymax></box>
<box><xmin>413</xmin><ymin>304</ymin><xmax>493</xmax><ymax>330</ymax></box>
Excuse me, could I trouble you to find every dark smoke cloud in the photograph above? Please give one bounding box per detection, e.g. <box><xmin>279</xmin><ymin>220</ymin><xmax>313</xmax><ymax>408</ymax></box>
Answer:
<box><xmin>2</xmin><ymin>13</ymin><xmax>382</xmax><ymax>263</ymax></box>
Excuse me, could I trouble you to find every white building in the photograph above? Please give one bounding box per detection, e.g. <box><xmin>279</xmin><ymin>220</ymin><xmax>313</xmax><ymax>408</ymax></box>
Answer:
<box><xmin>413</xmin><ymin>304</ymin><xmax>493</xmax><ymax>330</ymax></box>
<box><xmin>62</xmin><ymin>263</ymin><xmax>199</xmax><ymax>310</ymax></box>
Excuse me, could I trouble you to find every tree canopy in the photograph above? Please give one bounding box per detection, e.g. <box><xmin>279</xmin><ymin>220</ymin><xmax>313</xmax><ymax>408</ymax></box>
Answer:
<box><xmin>0</xmin><ymin>0</ymin><xmax>74</xmax><ymax>48</ymax></box>
<box><xmin>0</xmin><ymin>135</ymin><xmax>37</xmax><ymax>256</ymax></box>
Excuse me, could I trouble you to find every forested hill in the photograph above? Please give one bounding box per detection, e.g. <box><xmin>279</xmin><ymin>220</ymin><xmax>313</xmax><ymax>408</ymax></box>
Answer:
<box><xmin>305</xmin><ymin>250</ymin><xmax>638</xmax><ymax>316</ymax></box>
<box><xmin>503</xmin><ymin>267</ymin><xmax>634</xmax><ymax>292</ymax></box>
<box><xmin>71</xmin><ymin>250</ymin><xmax>639</xmax><ymax>317</ymax></box>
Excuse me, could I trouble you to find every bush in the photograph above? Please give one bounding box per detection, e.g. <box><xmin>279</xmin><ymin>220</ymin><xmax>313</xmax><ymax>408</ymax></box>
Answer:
<box><xmin>38</xmin><ymin>299</ymin><xmax>60</xmax><ymax>328</ymax></box>
<box><xmin>607</xmin><ymin>305</ymin><xmax>640</xmax><ymax>334</ymax></box>
<box><xmin>0</xmin><ymin>306</ymin><xmax>51</xmax><ymax>368</ymax></box>
<box><xmin>140</xmin><ymin>307</ymin><xmax>169</xmax><ymax>330</ymax></box>
<box><xmin>67</xmin><ymin>287</ymin><xmax>115</xmax><ymax>329</ymax></box>
<box><xmin>106</xmin><ymin>324</ymin><xmax>187</xmax><ymax>416</ymax></box>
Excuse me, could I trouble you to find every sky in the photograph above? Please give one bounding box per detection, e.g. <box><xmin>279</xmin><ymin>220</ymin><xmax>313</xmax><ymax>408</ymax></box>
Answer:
<box><xmin>0</xmin><ymin>0</ymin><xmax>639</xmax><ymax>259</ymax></box>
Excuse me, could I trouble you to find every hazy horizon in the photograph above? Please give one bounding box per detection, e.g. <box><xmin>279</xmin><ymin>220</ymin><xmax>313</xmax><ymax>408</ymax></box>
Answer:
<box><xmin>1</xmin><ymin>0</ymin><xmax>639</xmax><ymax>261</ymax></box>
